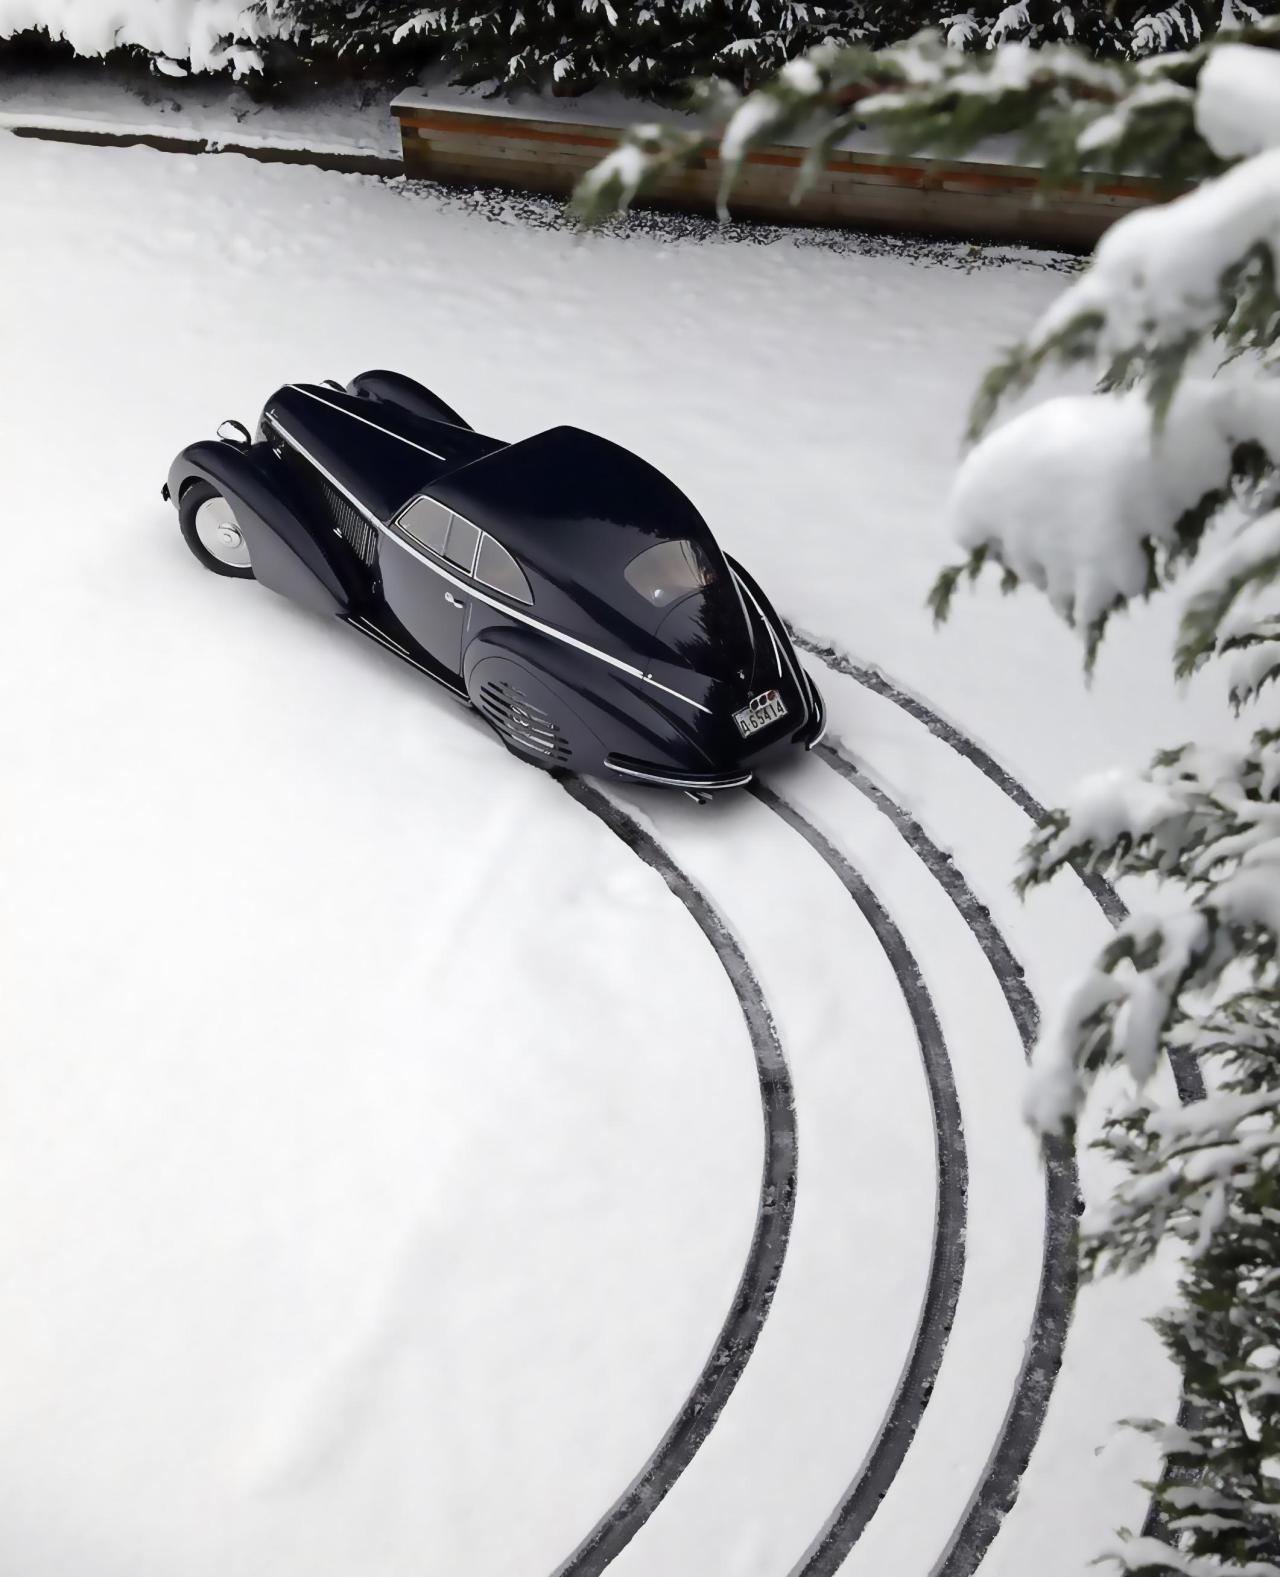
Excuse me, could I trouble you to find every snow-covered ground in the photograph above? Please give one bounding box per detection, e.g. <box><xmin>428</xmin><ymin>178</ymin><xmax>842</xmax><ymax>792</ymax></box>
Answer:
<box><xmin>1</xmin><ymin>128</ymin><xmax>1213</xmax><ymax>1576</ymax></box>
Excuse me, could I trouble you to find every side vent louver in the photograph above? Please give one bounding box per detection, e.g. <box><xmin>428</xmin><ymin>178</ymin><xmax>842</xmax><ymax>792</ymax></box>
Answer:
<box><xmin>319</xmin><ymin>478</ymin><xmax>377</xmax><ymax>566</ymax></box>
<box><xmin>278</xmin><ymin>445</ymin><xmax>378</xmax><ymax>566</ymax></box>
<box><xmin>478</xmin><ymin>682</ymin><xmax>571</xmax><ymax>764</ymax></box>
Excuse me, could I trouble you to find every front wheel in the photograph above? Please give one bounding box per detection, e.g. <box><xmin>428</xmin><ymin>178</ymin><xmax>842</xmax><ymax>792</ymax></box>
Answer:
<box><xmin>179</xmin><ymin>481</ymin><xmax>254</xmax><ymax>579</ymax></box>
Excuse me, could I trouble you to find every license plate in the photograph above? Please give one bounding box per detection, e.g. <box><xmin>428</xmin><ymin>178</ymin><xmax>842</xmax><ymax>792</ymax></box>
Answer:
<box><xmin>734</xmin><ymin>688</ymin><xmax>788</xmax><ymax>739</ymax></box>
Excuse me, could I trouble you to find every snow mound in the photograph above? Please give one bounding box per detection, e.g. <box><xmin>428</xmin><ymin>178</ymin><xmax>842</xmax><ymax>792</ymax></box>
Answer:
<box><xmin>1033</xmin><ymin>142</ymin><xmax>1280</xmax><ymax>355</ymax></box>
<box><xmin>947</xmin><ymin>381</ymin><xmax>1280</xmax><ymax>632</ymax></box>
<box><xmin>1195</xmin><ymin>41</ymin><xmax>1280</xmax><ymax>160</ymax></box>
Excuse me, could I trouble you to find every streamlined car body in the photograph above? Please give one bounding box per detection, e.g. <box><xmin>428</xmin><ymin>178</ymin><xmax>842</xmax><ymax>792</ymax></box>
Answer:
<box><xmin>164</xmin><ymin>371</ymin><xmax>825</xmax><ymax>795</ymax></box>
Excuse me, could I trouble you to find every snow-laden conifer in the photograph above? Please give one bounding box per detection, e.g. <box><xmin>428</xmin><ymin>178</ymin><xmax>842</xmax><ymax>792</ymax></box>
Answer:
<box><xmin>273</xmin><ymin>0</ymin><xmax>857</xmax><ymax>94</ymax></box>
<box><xmin>3</xmin><ymin>0</ymin><xmax>1267</xmax><ymax>82</ymax></box>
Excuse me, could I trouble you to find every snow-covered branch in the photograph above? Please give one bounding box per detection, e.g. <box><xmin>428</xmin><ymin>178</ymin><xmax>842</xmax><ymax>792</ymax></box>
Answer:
<box><xmin>574</xmin><ymin>19</ymin><xmax>1280</xmax><ymax>226</ymax></box>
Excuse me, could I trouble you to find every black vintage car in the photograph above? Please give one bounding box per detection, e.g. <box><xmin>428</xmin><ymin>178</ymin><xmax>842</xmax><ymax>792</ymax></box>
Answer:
<box><xmin>165</xmin><ymin>371</ymin><xmax>825</xmax><ymax>797</ymax></box>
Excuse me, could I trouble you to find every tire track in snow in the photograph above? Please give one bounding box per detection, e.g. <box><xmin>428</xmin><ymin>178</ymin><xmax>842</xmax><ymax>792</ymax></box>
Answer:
<box><xmin>790</xmin><ymin>631</ymin><xmax>1203</xmax><ymax>1110</ymax></box>
<box><xmin>790</xmin><ymin>635</ymin><xmax>1122</xmax><ymax>926</ymax></box>
<box><xmin>794</xmin><ymin>743</ymin><xmax>1073</xmax><ymax>1577</ymax></box>
<box><xmin>749</xmin><ymin>781</ymin><xmax>969</xmax><ymax>1576</ymax></box>
<box><xmin>552</xmin><ymin>775</ymin><xmax>797</xmax><ymax>1577</ymax></box>
<box><xmin>793</xmin><ymin>633</ymin><xmax>1205</xmax><ymax>1570</ymax></box>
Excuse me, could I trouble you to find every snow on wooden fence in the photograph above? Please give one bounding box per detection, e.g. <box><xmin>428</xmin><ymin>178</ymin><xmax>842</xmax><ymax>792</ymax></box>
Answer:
<box><xmin>391</xmin><ymin>87</ymin><xmax>1185</xmax><ymax>250</ymax></box>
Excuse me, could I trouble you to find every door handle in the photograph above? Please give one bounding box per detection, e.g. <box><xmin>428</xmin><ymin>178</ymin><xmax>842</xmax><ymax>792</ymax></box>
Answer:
<box><xmin>445</xmin><ymin>591</ymin><xmax>464</xmax><ymax>610</ymax></box>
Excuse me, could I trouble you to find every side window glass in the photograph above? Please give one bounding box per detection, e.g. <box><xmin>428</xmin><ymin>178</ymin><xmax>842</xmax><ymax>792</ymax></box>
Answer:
<box><xmin>476</xmin><ymin>534</ymin><xmax>533</xmax><ymax>605</ymax></box>
<box><xmin>444</xmin><ymin>514</ymin><xmax>480</xmax><ymax>574</ymax></box>
<box><xmin>397</xmin><ymin>495</ymin><xmax>451</xmax><ymax>554</ymax></box>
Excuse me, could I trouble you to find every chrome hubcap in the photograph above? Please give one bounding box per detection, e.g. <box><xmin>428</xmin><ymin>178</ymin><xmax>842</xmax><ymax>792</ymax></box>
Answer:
<box><xmin>194</xmin><ymin>496</ymin><xmax>251</xmax><ymax>570</ymax></box>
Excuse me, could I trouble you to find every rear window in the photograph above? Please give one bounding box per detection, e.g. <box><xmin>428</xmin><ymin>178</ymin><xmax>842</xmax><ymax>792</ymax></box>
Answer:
<box><xmin>624</xmin><ymin>540</ymin><xmax>715</xmax><ymax>608</ymax></box>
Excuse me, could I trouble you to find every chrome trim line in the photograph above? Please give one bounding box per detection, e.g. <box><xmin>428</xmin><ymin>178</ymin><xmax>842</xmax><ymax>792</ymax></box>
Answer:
<box><xmin>754</xmin><ymin>587</ymin><xmax>785</xmax><ymax>678</ymax></box>
<box><xmin>442</xmin><ymin>511</ymin><xmax>481</xmax><ymax>577</ymax></box>
<box><xmin>727</xmin><ymin>560</ymin><xmax>758</xmax><ymax>667</ymax></box>
<box><xmin>288</xmin><ymin>384</ymin><xmax>447</xmax><ymax>462</ymax></box>
<box><xmin>804</xmin><ymin>681</ymin><xmax>829</xmax><ymax>750</ymax></box>
<box><xmin>605</xmin><ymin>760</ymin><xmax>753</xmax><ymax>791</ymax></box>
<box><xmin>734</xmin><ymin>572</ymin><xmax>784</xmax><ymax>678</ymax></box>
<box><xmin>265</xmin><ymin>411</ymin><xmax>385</xmax><ymax>530</ymax></box>
<box><xmin>763</xmin><ymin>620</ymin><xmax>784</xmax><ymax>678</ymax></box>
<box><xmin>502</xmin><ymin>714</ymin><xmax>556</xmax><ymax>738</ymax></box>
<box><xmin>382</xmin><ymin>519</ymin><xmax>712</xmax><ymax>713</ymax></box>
<box><xmin>267</xmin><ymin>413</ymin><xmax>712</xmax><ymax>717</ymax></box>
<box><xmin>401</xmin><ymin>523</ymin><xmax>441</xmax><ymax>556</ymax></box>
<box><xmin>347</xmin><ymin>617</ymin><xmax>471</xmax><ymax>703</ymax></box>
<box><xmin>735</xmin><ymin>570</ymin><xmax>808</xmax><ymax>712</ymax></box>
<box><xmin>354</xmin><ymin>620</ymin><xmax>408</xmax><ymax>656</ymax></box>
<box><xmin>733</xmin><ymin>568</ymin><xmax>779</xmax><ymax>674</ymax></box>
<box><xmin>396</xmin><ymin>495</ymin><xmax>452</xmax><ymax>556</ymax></box>
<box><xmin>488</xmin><ymin>710</ymin><xmax>558</xmax><ymax>745</ymax></box>
<box><xmin>474</xmin><ymin>531</ymin><xmax>535</xmax><ymax>608</ymax></box>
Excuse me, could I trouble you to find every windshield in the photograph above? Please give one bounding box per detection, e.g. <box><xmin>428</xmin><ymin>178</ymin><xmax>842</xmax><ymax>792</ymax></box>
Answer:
<box><xmin>624</xmin><ymin>539</ymin><xmax>715</xmax><ymax>608</ymax></box>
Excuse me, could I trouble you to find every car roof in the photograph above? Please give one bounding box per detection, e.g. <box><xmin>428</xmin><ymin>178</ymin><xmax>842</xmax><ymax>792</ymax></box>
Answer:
<box><xmin>425</xmin><ymin>426</ymin><xmax>718</xmax><ymax>590</ymax></box>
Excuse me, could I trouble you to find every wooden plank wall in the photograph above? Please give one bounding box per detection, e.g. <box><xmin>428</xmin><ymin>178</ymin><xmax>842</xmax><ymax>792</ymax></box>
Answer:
<box><xmin>393</xmin><ymin>99</ymin><xmax>1182</xmax><ymax>250</ymax></box>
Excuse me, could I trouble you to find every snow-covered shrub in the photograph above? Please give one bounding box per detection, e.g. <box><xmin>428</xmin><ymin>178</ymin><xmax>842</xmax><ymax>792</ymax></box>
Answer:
<box><xmin>272</xmin><ymin>0</ymin><xmax>860</xmax><ymax>97</ymax></box>
<box><xmin>1</xmin><ymin>0</ymin><xmax>1269</xmax><ymax>86</ymax></box>
<box><xmin>0</xmin><ymin>0</ymin><xmax>291</xmax><ymax>78</ymax></box>
<box><xmin>578</xmin><ymin>19</ymin><xmax>1280</xmax><ymax>1574</ymax></box>
<box><xmin>279</xmin><ymin>1</ymin><xmax>1274</xmax><ymax>92</ymax></box>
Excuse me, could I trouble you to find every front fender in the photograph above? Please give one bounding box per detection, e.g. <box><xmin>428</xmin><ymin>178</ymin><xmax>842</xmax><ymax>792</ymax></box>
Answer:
<box><xmin>167</xmin><ymin>439</ymin><xmax>360</xmax><ymax>617</ymax></box>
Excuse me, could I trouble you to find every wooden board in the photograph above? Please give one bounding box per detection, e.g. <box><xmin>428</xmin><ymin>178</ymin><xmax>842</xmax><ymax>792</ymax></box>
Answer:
<box><xmin>393</xmin><ymin>96</ymin><xmax>1186</xmax><ymax>251</ymax></box>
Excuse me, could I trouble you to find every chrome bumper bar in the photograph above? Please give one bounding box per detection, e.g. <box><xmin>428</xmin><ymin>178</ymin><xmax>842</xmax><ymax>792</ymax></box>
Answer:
<box><xmin>604</xmin><ymin>756</ymin><xmax>754</xmax><ymax>792</ymax></box>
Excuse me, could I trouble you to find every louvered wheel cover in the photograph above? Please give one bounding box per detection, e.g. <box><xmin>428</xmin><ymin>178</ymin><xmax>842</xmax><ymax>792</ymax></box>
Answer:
<box><xmin>478</xmin><ymin>681</ymin><xmax>571</xmax><ymax>763</ymax></box>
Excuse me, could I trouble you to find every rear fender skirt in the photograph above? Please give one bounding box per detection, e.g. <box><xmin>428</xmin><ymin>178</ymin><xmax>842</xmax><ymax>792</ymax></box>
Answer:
<box><xmin>467</xmin><ymin>652</ymin><xmax>599</xmax><ymax>768</ymax></box>
<box><xmin>465</xmin><ymin>624</ymin><xmax>718</xmax><ymax>774</ymax></box>
<box><xmin>166</xmin><ymin>439</ymin><xmax>361</xmax><ymax>617</ymax></box>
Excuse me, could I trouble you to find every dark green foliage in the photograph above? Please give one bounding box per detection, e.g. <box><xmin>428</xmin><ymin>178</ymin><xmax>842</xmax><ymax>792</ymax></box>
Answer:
<box><xmin>242</xmin><ymin>0</ymin><xmax>433</xmax><ymax>85</ymax></box>
<box><xmin>256</xmin><ymin>0</ymin><xmax>1279</xmax><ymax>93</ymax></box>
<box><xmin>270</xmin><ymin>0</ymin><xmax>860</xmax><ymax>96</ymax></box>
<box><xmin>8</xmin><ymin>0</ymin><xmax>1273</xmax><ymax>87</ymax></box>
<box><xmin>1079</xmin><ymin>988</ymin><xmax>1280</xmax><ymax>1571</ymax></box>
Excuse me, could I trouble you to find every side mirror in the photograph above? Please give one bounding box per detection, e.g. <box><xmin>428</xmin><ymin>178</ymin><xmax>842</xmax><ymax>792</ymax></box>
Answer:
<box><xmin>217</xmin><ymin>419</ymin><xmax>252</xmax><ymax>447</ymax></box>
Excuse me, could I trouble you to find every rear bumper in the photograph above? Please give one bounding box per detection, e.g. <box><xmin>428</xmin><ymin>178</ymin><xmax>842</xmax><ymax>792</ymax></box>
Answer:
<box><xmin>604</xmin><ymin>755</ymin><xmax>754</xmax><ymax>792</ymax></box>
<box><xmin>603</xmin><ymin>670</ymin><xmax>822</xmax><ymax>793</ymax></box>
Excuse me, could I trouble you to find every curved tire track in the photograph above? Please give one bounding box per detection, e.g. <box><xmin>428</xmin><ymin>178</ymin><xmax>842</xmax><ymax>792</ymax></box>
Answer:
<box><xmin>749</xmin><ymin>782</ymin><xmax>969</xmax><ymax>1575</ymax></box>
<box><xmin>552</xmin><ymin>775</ymin><xmax>797</xmax><ymax>1577</ymax></box>
<box><xmin>793</xmin><ymin>632</ymin><xmax>1205</xmax><ymax>1569</ymax></box>
<box><xmin>790</xmin><ymin>631</ymin><xmax>1202</xmax><ymax>1104</ymax></box>
<box><xmin>798</xmin><ymin>743</ymin><xmax>1075</xmax><ymax>1577</ymax></box>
